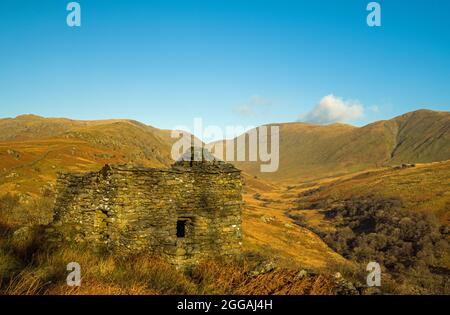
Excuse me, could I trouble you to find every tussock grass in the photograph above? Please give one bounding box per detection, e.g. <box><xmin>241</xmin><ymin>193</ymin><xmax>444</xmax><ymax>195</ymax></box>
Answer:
<box><xmin>0</xmin><ymin>192</ymin><xmax>254</xmax><ymax>295</ymax></box>
<box><xmin>0</xmin><ymin>243</ymin><xmax>342</xmax><ymax>295</ymax></box>
<box><xmin>0</xmin><ymin>214</ymin><xmax>343</xmax><ymax>295</ymax></box>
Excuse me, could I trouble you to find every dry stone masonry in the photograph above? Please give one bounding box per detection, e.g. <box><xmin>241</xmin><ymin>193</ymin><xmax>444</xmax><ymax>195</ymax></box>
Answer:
<box><xmin>52</xmin><ymin>147</ymin><xmax>243</xmax><ymax>266</ymax></box>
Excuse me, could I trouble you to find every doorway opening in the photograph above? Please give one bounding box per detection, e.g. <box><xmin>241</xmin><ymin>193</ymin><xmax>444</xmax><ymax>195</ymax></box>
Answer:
<box><xmin>177</xmin><ymin>219</ymin><xmax>187</xmax><ymax>238</ymax></box>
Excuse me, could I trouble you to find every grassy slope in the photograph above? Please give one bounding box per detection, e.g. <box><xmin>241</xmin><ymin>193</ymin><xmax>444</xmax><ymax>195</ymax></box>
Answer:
<box><xmin>0</xmin><ymin>114</ymin><xmax>347</xmax><ymax>272</ymax></box>
<box><xmin>291</xmin><ymin>160</ymin><xmax>450</xmax><ymax>225</ymax></box>
<box><xmin>226</xmin><ymin>109</ymin><xmax>450</xmax><ymax>181</ymax></box>
<box><xmin>241</xmin><ymin>173</ymin><xmax>347</xmax><ymax>269</ymax></box>
<box><xmin>0</xmin><ymin>115</ymin><xmax>175</xmax><ymax>198</ymax></box>
<box><xmin>1</xmin><ymin>111</ymin><xmax>449</xmax><ymax>290</ymax></box>
<box><xmin>287</xmin><ymin>160</ymin><xmax>450</xmax><ymax>293</ymax></box>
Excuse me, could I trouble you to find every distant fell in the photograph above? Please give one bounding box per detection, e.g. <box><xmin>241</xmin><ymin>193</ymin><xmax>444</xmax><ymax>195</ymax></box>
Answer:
<box><xmin>222</xmin><ymin>109</ymin><xmax>450</xmax><ymax>181</ymax></box>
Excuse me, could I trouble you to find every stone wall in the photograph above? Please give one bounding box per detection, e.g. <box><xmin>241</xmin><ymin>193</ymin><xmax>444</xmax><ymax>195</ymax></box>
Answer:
<box><xmin>53</xmin><ymin>160</ymin><xmax>243</xmax><ymax>266</ymax></box>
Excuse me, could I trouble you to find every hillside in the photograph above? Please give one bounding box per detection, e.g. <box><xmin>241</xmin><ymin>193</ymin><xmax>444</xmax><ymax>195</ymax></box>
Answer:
<box><xmin>0</xmin><ymin>115</ymin><xmax>176</xmax><ymax>198</ymax></box>
<box><xmin>0</xmin><ymin>111</ymin><xmax>449</xmax><ymax>294</ymax></box>
<box><xmin>240</xmin><ymin>172</ymin><xmax>347</xmax><ymax>269</ymax></box>
<box><xmin>0</xmin><ymin>115</ymin><xmax>348</xmax><ymax>274</ymax></box>
<box><xmin>225</xmin><ymin>109</ymin><xmax>450</xmax><ymax>181</ymax></box>
<box><xmin>2</xmin><ymin>109</ymin><xmax>448</xmax><ymax>197</ymax></box>
<box><xmin>288</xmin><ymin>160</ymin><xmax>450</xmax><ymax>227</ymax></box>
<box><xmin>281</xmin><ymin>160</ymin><xmax>450</xmax><ymax>294</ymax></box>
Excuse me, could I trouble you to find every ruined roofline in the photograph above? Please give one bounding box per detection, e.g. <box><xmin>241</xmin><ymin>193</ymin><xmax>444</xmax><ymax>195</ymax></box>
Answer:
<box><xmin>112</xmin><ymin>162</ymin><xmax>240</xmax><ymax>173</ymax></box>
<box><xmin>56</xmin><ymin>161</ymin><xmax>241</xmax><ymax>179</ymax></box>
<box><xmin>56</xmin><ymin>148</ymin><xmax>240</xmax><ymax>178</ymax></box>
<box><xmin>176</xmin><ymin>146</ymin><xmax>222</xmax><ymax>163</ymax></box>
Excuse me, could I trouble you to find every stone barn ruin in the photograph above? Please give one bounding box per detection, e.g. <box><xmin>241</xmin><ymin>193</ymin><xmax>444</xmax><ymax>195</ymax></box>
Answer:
<box><xmin>52</xmin><ymin>147</ymin><xmax>243</xmax><ymax>266</ymax></box>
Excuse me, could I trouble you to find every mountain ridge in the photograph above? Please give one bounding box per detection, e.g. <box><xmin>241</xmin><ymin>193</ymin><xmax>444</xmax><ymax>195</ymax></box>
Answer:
<box><xmin>0</xmin><ymin>109</ymin><xmax>449</xmax><ymax>188</ymax></box>
<box><xmin>216</xmin><ymin>109</ymin><xmax>450</xmax><ymax>181</ymax></box>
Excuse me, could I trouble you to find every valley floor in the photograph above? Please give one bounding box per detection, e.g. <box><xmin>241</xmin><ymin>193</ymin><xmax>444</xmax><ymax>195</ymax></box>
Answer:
<box><xmin>1</xmin><ymin>157</ymin><xmax>449</xmax><ymax>294</ymax></box>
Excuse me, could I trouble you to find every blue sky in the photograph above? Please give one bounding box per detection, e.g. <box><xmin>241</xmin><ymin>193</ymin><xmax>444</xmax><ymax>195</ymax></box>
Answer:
<box><xmin>0</xmin><ymin>0</ymin><xmax>449</xmax><ymax>132</ymax></box>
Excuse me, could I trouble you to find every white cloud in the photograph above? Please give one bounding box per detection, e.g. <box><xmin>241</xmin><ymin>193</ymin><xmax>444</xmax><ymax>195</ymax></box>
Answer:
<box><xmin>302</xmin><ymin>94</ymin><xmax>364</xmax><ymax>124</ymax></box>
<box><xmin>235</xmin><ymin>95</ymin><xmax>272</xmax><ymax>117</ymax></box>
<box><xmin>369</xmin><ymin>105</ymin><xmax>379</xmax><ymax>113</ymax></box>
